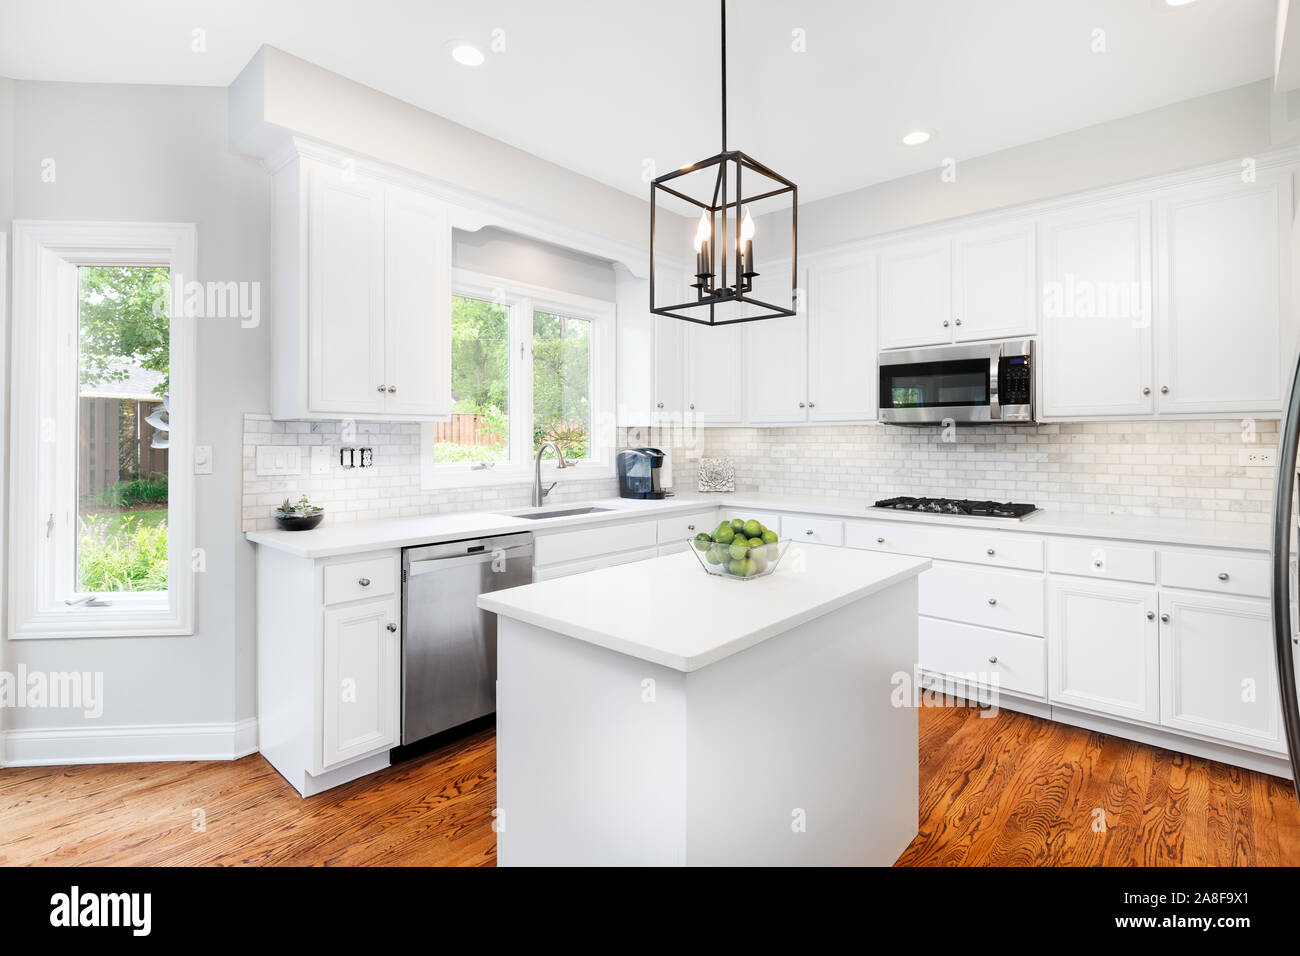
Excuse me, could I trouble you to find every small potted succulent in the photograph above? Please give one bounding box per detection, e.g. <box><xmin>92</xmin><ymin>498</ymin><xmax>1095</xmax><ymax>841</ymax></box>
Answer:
<box><xmin>275</xmin><ymin>494</ymin><xmax>325</xmax><ymax>531</ymax></box>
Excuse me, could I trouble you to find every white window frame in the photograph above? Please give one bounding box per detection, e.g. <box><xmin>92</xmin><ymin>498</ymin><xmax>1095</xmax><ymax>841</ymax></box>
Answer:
<box><xmin>9</xmin><ymin>221</ymin><xmax>197</xmax><ymax>639</ymax></box>
<box><xmin>421</xmin><ymin>268</ymin><xmax>616</xmax><ymax>490</ymax></box>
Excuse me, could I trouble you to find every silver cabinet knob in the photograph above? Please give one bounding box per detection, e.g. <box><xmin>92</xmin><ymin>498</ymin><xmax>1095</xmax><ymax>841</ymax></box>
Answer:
<box><xmin>688</xmin><ymin>402</ymin><xmax>695</xmax><ymax>410</ymax></box>
<box><xmin>1218</xmin><ymin>572</ymin><xmax>1229</xmax><ymax>581</ymax></box>
<box><xmin>687</xmin><ymin>524</ymin><xmax>695</xmax><ymax>531</ymax></box>
<box><xmin>986</xmin><ymin>548</ymin><xmax>995</xmax><ymax>556</ymax></box>
<box><xmin>954</xmin><ymin>318</ymin><xmax>962</xmax><ymax>326</ymax></box>
<box><xmin>1160</xmin><ymin>385</ymin><xmax>1169</xmax><ymax>394</ymax></box>
<box><xmin>876</xmin><ymin>537</ymin><xmax>885</xmax><ymax>544</ymax></box>
<box><xmin>1146</xmin><ymin>611</ymin><xmax>1155</xmax><ymax>620</ymax></box>
<box><xmin>656</xmin><ymin>402</ymin><xmax>664</xmax><ymax>409</ymax></box>
<box><xmin>987</xmin><ymin>597</ymin><xmax>997</xmax><ymax>606</ymax></box>
<box><xmin>987</xmin><ymin>655</ymin><xmax>998</xmax><ymax>664</ymax></box>
<box><xmin>805</xmin><ymin>529</ymin><xmax>815</xmax><ymax>536</ymax></box>
<box><xmin>942</xmin><ymin>319</ymin><xmax>950</xmax><ymax>328</ymax></box>
<box><xmin>376</xmin><ymin>384</ymin><xmax>386</xmax><ymax>392</ymax></box>
<box><xmin>807</xmin><ymin>401</ymin><xmax>815</xmax><ymax>408</ymax></box>
<box><xmin>1160</xmin><ymin>613</ymin><xmax>1170</xmax><ymax>623</ymax></box>
<box><xmin>1142</xmin><ymin>386</ymin><xmax>1151</xmax><ymax>395</ymax></box>
<box><xmin>386</xmin><ymin>623</ymin><xmax>397</xmax><ymax>632</ymax></box>
<box><xmin>798</xmin><ymin>402</ymin><xmax>806</xmax><ymax>408</ymax></box>
<box><xmin>358</xmin><ymin>577</ymin><xmax>371</xmax><ymax>587</ymax></box>
<box><xmin>388</xmin><ymin>385</ymin><xmax>396</xmax><ymax>393</ymax></box>
<box><xmin>1094</xmin><ymin>559</ymin><xmax>1103</xmax><ymax>568</ymax></box>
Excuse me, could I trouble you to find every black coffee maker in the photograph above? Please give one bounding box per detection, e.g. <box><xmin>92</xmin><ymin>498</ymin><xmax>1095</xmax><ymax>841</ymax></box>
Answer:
<box><xmin>616</xmin><ymin>447</ymin><xmax>668</xmax><ymax>499</ymax></box>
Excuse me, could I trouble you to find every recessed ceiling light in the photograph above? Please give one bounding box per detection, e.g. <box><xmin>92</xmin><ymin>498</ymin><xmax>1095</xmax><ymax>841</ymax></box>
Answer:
<box><xmin>901</xmin><ymin>129</ymin><xmax>933</xmax><ymax>146</ymax></box>
<box><xmin>449</xmin><ymin>42</ymin><xmax>485</xmax><ymax>67</ymax></box>
<box><xmin>1165</xmin><ymin>0</ymin><xmax>1198</xmax><ymax>6</ymax></box>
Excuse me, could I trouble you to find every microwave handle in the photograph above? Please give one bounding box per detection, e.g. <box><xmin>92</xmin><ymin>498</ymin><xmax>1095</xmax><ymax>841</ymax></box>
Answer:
<box><xmin>989</xmin><ymin>344</ymin><xmax>1001</xmax><ymax>420</ymax></box>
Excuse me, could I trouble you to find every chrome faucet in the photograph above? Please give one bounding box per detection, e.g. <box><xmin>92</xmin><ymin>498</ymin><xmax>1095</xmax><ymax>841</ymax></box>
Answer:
<box><xmin>533</xmin><ymin>440</ymin><xmax>568</xmax><ymax>507</ymax></box>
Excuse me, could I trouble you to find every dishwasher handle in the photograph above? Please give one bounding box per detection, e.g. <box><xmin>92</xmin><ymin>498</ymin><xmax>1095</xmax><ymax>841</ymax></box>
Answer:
<box><xmin>404</xmin><ymin>535</ymin><xmax>534</xmax><ymax>576</ymax></box>
<box><xmin>407</xmin><ymin>550</ymin><xmax>527</xmax><ymax>576</ymax></box>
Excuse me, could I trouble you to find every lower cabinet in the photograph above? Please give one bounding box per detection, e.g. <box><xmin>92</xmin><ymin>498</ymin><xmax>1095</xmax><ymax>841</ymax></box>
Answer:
<box><xmin>322</xmin><ymin>598</ymin><xmax>401</xmax><ymax>768</ymax></box>
<box><xmin>1048</xmin><ymin>578</ymin><xmax>1160</xmax><ymax>723</ymax></box>
<box><xmin>1159</xmin><ymin>589</ymin><xmax>1285</xmax><ymax>753</ymax></box>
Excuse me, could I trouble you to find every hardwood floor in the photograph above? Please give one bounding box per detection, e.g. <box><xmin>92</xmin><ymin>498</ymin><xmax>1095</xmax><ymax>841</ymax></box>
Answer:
<box><xmin>1</xmin><ymin>705</ymin><xmax>1297</xmax><ymax>866</ymax></box>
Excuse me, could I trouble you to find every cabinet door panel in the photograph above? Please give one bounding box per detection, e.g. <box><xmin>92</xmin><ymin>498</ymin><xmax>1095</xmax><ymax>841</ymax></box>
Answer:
<box><xmin>808</xmin><ymin>254</ymin><xmax>877</xmax><ymax>421</ymax></box>
<box><xmin>1155</xmin><ymin>176</ymin><xmax>1290</xmax><ymax>415</ymax></box>
<box><xmin>879</xmin><ymin>240</ymin><xmax>951</xmax><ymax>349</ymax></box>
<box><xmin>1048</xmin><ymin>579</ymin><xmax>1159</xmax><ymax>722</ymax></box>
<box><xmin>685</xmin><ymin>321</ymin><xmax>744</xmax><ymax>424</ymax></box>
<box><xmin>953</xmin><ymin>223</ymin><xmax>1036</xmax><ymax>341</ymax></box>
<box><xmin>322</xmin><ymin>598</ymin><xmax>399</xmax><ymax>768</ymax></box>
<box><xmin>1039</xmin><ymin>203</ymin><xmax>1153</xmax><ymax>418</ymax></box>
<box><xmin>744</xmin><ymin>295</ymin><xmax>807</xmax><ymax>424</ymax></box>
<box><xmin>308</xmin><ymin>168</ymin><xmax>386</xmax><ymax>415</ymax></box>
<box><xmin>1159</xmin><ymin>591</ymin><xmax>1284</xmax><ymax>752</ymax></box>
<box><xmin>384</xmin><ymin>189</ymin><xmax>451</xmax><ymax>418</ymax></box>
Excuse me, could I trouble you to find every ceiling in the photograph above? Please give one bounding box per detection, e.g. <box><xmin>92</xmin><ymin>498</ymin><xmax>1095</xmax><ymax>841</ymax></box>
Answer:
<box><xmin>0</xmin><ymin>0</ymin><xmax>1278</xmax><ymax>203</ymax></box>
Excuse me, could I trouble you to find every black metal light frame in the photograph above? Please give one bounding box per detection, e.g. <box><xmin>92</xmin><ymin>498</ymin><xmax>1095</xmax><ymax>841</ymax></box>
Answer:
<box><xmin>649</xmin><ymin>0</ymin><xmax>798</xmax><ymax>327</ymax></box>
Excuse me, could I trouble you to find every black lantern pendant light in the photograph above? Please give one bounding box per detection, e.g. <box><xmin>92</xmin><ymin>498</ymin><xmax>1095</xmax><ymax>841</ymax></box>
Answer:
<box><xmin>649</xmin><ymin>0</ymin><xmax>798</xmax><ymax>326</ymax></box>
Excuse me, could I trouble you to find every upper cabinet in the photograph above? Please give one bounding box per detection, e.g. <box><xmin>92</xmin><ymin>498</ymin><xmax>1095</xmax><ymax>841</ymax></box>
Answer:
<box><xmin>807</xmin><ymin>253</ymin><xmax>877</xmax><ymax>422</ymax></box>
<box><xmin>879</xmin><ymin>240</ymin><xmax>951</xmax><ymax>349</ymax></box>
<box><xmin>1154</xmin><ymin>174</ymin><xmax>1292</xmax><ymax>416</ymax></box>
<box><xmin>272</xmin><ymin>153</ymin><xmax>453</xmax><ymax>421</ymax></box>
<box><xmin>743</xmin><ymin>265</ymin><xmax>809</xmax><ymax>424</ymax></box>
<box><xmin>685</xmin><ymin>319</ymin><xmax>745</xmax><ymax>425</ymax></box>
<box><xmin>1039</xmin><ymin>201</ymin><xmax>1154</xmax><ymax>419</ymax></box>
<box><xmin>879</xmin><ymin>223</ymin><xmax>1035</xmax><ymax>350</ymax></box>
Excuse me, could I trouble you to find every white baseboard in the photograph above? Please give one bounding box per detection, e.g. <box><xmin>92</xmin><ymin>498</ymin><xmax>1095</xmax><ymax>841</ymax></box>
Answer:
<box><xmin>1</xmin><ymin>717</ymin><xmax>259</xmax><ymax>767</ymax></box>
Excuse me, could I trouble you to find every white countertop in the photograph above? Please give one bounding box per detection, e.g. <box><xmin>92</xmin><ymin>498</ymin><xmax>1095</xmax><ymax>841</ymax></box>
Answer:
<box><xmin>478</xmin><ymin>545</ymin><xmax>931</xmax><ymax>672</ymax></box>
<box><xmin>245</xmin><ymin>491</ymin><xmax>1272</xmax><ymax>558</ymax></box>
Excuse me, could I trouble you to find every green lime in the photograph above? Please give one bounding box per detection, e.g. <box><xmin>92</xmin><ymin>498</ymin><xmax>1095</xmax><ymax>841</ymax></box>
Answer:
<box><xmin>761</xmin><ymin>529</ymin><xmax>778</xmax><ymax>545</ymax></box>
<box><xmin>713</xmin><ymin>526</ymin><xmax>735</xmax><ymax>545</ymax></box>
<box><xmin>694</xmin><ymin>532</ymin><xmax>712</xmax><ymax>551</ymax></box>
<box><xmin>705</xmin><ymin>545</ymin><xmax>725</xmax><ymax>565</ymax></box>
<box><xmin>729</xmin><ymin>540</ymin><xmax>750</xmax><ymax>561</ymax></box>
<box><xmin>728</xmin><ymin>558</ymin><xmax>754</xmax><ymax>577</ymax></box>
<box><xmin>730</xmin><ymin>518</ymin><xmax>746</xmax><ymax>531</ymax></box>
<box><xmin>743</xmin><ymin>519</ymin><xmax>763</xmax><ymax>538</ymax></box>
<box><xmin>747</xmin><ymin>537</ymin><xmax>764</xmax><ymax>548</ymax></box>
<box><xmin>750</xmin><ymin>550</ymin><xmax>768</xmax><ymax>573</ymax></box>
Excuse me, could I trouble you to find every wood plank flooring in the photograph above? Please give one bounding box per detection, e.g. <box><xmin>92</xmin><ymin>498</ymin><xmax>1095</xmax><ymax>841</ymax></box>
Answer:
<box><xmin>1</xmin><ymin>705</ymin><xmax>1297</xmax><ymax>866</ymax></box>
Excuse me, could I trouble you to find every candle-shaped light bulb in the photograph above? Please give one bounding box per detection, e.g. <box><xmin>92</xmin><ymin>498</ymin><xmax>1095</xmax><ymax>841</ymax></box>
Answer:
<box><xmin>694</xmin><ymin>212</ymin><xmax>712</xmax><ymax>283</ymax></box>
<box><xmin>740</xmin><ymin>211</ymin><xmax>756</xmax><ymax>277</ymax></box>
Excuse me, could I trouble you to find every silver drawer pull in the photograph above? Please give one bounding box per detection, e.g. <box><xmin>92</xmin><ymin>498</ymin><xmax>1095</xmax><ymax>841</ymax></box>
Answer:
<box><xmin>386</xmin><ymin>623</ymin><xmax>397</xmax><ymax>632</ymax></box>
<box><xmin>876</xmin><ymin>537</ymin><xmax>885</xmax><ymax>544</ymax></box>
<box><xmin>1094</xmin><ymin>559</ymin><xmax>1103</xmax><ymax>568</ymax></box>
<box><xmin>1161</xmin><ymin>613</ymin><xmax>1170</xmax><ymax>623</ymax></box>
<box><xmin>1218</xmin><ymin>572</ymin><xmax>1229</xmax><ymax>581</ymax></box>
<box><xmin>987</xmin><ymin>597</ymin><xmax>997</xmax><ymax>606</ymax></box>
<box><xmin>987</xmin><ymin>655</ymin><xmax>998</xmax><ymax>664</ymax></box>
<box><xmin>358</xmin><ymin>577</ymin><xmax>371</xmax><ymax>587</ymax></box>
<box><xmin>986</xmin><ymin>548</ymin><xmax>995</xmax><ymax>556</ymax></box>
<box><xmin>687</xmin><ymin>524</ymin><xmax>695</xmax><ymax>531</ymax></box>
<box><xmin>1146</xmin><ymin>611</ymin><xmax>1155</xmax><ymax>620</ymax></box>
<box><xmin>388</xmin><ymin>385</ymin><xmax>397</xmax><ymax>393</ymax></box>
<box><xmin>376</xmin><ymin>384</ymin><xmax>386</xmax><ymax>392</ymax></box>
<box><xmin>805</xmin><ymin>529</ymin><xmax>815</xmax><ymax>536</ymax></box>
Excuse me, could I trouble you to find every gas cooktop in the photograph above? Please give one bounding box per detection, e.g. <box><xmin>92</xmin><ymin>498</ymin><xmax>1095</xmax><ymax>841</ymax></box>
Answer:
<box><xmin>872</xmin><ymin>496</ymin><xmax>1039</xmax><ymax>521</ymax></box>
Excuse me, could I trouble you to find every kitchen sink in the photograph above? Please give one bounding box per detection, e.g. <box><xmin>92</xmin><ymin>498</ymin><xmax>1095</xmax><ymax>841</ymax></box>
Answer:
<box><xmin>508</xmin><ymin>506</ymin><xmax>615</xmax><ymax>520</ymax></box>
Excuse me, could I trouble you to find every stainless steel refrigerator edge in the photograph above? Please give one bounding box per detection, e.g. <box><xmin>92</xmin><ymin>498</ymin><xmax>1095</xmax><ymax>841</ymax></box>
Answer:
<box><xmin>400</xmin><ymin>533</ymin><xmax>534</xmax><ymax>745</ymax></box>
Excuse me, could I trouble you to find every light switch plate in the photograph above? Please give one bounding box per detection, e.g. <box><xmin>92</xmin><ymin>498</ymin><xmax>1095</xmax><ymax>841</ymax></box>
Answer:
<box><xmin>194</xmin><ymin>444</ymin><xmax>213</xmax><ymax>475</ymax></box>
<box><xmin>310</xmin><ymin>445</ymin><xmax>330</xmax><ymax>475</ymax></box>
<box><xmin>255</xmin><ymin>445</ymin><xmax>304</xmax><ymax>476</ymax></box>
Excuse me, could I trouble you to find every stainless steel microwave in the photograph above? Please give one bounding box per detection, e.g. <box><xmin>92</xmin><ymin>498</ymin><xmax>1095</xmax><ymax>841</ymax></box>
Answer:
<box><xmin>878</xmin><ymin>338</ymin><xmax>1034</xmax><ymax>425</ymax></box>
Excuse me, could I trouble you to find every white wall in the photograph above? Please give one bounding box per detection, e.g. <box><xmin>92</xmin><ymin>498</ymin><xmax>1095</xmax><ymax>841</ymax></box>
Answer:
<box><xmin>775</xmin><ymin>80</ymin><xmax>1282</xmax><ymax>256</ymax></box>
<box><xmin>4</xmin><ymin>80</ymin><xmax>271</xmax><ymax>733</ymax></box>
<box><xmin>453</xmin><ymin>226</ymin><xmax>616</xmax><ymax>301</ymax></box>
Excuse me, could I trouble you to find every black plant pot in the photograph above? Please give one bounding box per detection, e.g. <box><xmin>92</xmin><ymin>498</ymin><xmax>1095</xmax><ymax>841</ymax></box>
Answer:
<box><xmin>275</xmin><ymin>511</ymin><xmax>325</xmax><ymax>531</ymax></box>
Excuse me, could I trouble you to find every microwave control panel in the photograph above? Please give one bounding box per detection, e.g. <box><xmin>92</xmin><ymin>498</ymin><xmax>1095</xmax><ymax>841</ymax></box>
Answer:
<box><xmin>1000</xmin><ymin>356</ymin><xmax>1032</xmax><ymax>407</ymax></box>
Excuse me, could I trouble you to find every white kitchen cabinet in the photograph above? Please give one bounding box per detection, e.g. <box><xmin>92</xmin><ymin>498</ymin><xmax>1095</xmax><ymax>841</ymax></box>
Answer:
<box><xmin>1154</xmin><ymin>174</ymin><xmax>1291</xmax><ymax>415</ymax></box>
<box><xmin>743</xmin><ymin>302</ymin><xmax>808</xmax><ymax>424</ymax></box>
<box><xmin>1039</xmin><ymin>201</ymin><xmax>1154</xmax><ymax>418</ymax></box>
<box><xmin>780</xmin><ymin>514</ymin><xmax>844</xmax><ymax>546</ymax></box>
<box><xmin>878</xmin><ymin>239</ymin><xmax>951</xmax><ymax>349</ymax></box>
<box><xmin>653</xmin><ymin>315</ymin><xmax>687</xmax><ymax>424</ymax></box>
<box><xmin>322</xmin><ymin>597</ymin><xmax>400</xmax><ymax>768</ymax></box>
<box><xmin>615</xmin><ymin>270</ymin><xmax>688</xmax><ymax>428</ymax></box>
<box><xmin>307</xmin><ymin>167</ymin><xmax>387</xmax><ymax>416</ymax></box>
<box><xmin>807</xmin><ymin>253</ymin><xmax>877</xmax><ymax>421</ymax></box>
<box><xmin>1158</xmin><ymin>590</ymin><xmax>1285</xmax><ymax>752</ymax></box>
<box><xmin>383</xmin><ymin>188</ymin><xmax>452</xmax><ymax>418</ymax></box>
<box><xmin>952</xmin><ymin>222</ymin><xmax>1036</xmax><ymax>342</ymax></box>
<box><xmin>272</xmin><ymin>150</ymin><xmax>454</xmax><ymax>421</ymax></box>
<box><xmin>1048</xmin><ymin>578</ymin><xmax>1159</xmax><ymax>723</ymax></box>
<box><xmin>684</xmin><ymin>319</ymin><xmax>745</xmax><ymax>424</ymax></box>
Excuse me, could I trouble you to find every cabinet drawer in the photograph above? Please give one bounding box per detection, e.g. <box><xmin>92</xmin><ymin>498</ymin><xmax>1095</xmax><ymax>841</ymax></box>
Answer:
<box><xmin>918</xmin><ymin>562</ymin><xmax>1045</xmax><ymax>636</ymax></box>
<box><xmin>1160</xmin><ymin>549</ymin><xmax>1268</xmax><ymax>598</ymax></box>
<box><xmin>919</xmin><ymin>617</ymin><xmax>1046</xmax><ymax>699</ymax></box>
<box><xmin>323</xmin><ymin>555</ymin><xmax>397</xmax><ymax>606</ymax></box>
<box><xmin>845</xmin><ymin>521</ymin><xmax>1043</xmax><ymax>571</ymax></box>
<box><xmin>1047</xmin><ymin>538</ymin><xmax>1156</xmax><ymax>584</ymax></box>
<box><xmin>656</xmin><ymin>509</ymin><xmax>719</xmax><ymax>544</ymax></box>
<box><xmin>534</xmin><ymin>521</ymin><xmax>658</xmax><ymax>567</ymax></box>
<box><xmin>780</xmin><ymin>514</ymin><xmax>844</xmax><ymax>546</ymax></box>
<box><xmin>532</xmin><ymin>546</ymin><xmax>660</xmax><ymax>581</ymax></box>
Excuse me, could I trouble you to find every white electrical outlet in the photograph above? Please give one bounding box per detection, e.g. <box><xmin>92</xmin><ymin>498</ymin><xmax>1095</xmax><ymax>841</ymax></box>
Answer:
<box><xmin>1237</xmin><ymin>448</ymin><xmax>1276</xmax><ymax>468</ymax></box>
<box><xmin>255</xmin><ymin>445</ymin><xmax>304</xmax><ymax>476</ymax></box>
<box><xmin>193</xmin><ymin>445</ymin><xmax>213</xmax><ymax>475</ymax></box>
<box><xmin>310</xmin><ymin>445</ymin><xmax>330</xmax><ymax>476</ymax></box>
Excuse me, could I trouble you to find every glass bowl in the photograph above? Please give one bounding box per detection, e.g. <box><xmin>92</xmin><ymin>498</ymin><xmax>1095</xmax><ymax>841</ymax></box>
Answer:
<box><xmin>689</xmin><ymin>535</ymin><xmax>791</xmax><ymax>581</ymax></box>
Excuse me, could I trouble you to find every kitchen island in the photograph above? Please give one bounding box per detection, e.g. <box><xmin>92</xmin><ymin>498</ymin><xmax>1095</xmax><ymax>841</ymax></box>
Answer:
<box><xmin>478</xmin><ymin>543</ymin><xmax>931</xmax><ymax>866</ymax></box>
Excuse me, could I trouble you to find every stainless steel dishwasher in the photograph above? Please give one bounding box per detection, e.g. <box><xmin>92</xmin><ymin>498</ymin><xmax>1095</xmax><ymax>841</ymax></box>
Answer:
<box><xmin>400</xmin><ymin>533</ymin><xmax>533</xmax><ymax>745</ymax></box>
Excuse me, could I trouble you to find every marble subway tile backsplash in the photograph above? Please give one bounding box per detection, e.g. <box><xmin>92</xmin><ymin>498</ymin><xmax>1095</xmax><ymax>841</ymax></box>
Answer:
<box><xmin>695</xmin><ymin>420</ymin><xmax>1281</xmax><ymax>523</ymax></box>
<box><xmin>240</xmin><ymin>414</ymin><xmax>618</xmax><ymax>531</ymax></box>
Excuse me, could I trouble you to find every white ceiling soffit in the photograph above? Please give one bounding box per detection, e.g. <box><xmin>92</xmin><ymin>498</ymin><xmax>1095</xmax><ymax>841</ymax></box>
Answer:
<box><xmin>0</xmin><ymin>0</ymin><xmax>1277</xmax><ymax>203</ymax></box>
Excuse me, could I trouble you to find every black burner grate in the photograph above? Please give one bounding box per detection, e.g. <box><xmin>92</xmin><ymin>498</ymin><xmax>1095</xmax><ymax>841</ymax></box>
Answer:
<box><xmin>873</xmin><ymin>496</ymin><xmax>1037</xmax><ymax>519</ymax></box>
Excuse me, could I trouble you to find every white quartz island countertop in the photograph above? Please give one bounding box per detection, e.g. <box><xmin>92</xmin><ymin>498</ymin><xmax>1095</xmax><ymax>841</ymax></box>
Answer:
<box><xmin>478</xmin><ymin>544</ymin><xmax>932</xmax><ymax>672</ymax></box>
